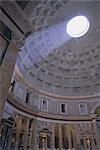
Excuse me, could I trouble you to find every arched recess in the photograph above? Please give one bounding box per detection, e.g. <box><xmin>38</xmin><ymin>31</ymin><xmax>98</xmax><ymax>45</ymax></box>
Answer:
<box><xmin>94</xmin><ymin>106</ymin><xmax>100</xmax><ymax>115</ymax></box>
<box><xmin>91</xmin><ymin>103</ymin><xmax>100</xmax><ymax>149</ymax></box>
<box><xmin>91</xmin><ymin>103</ymin><xmax>100</xmax><ymax>114</ymax></box>
<box><xmin>39</xmin><ymin>128</ymin><xmax>51</xmax><ymax>149</ymax></box>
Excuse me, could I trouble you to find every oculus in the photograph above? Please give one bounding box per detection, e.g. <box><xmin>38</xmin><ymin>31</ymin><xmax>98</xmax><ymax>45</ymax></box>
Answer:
<box><xmin>66</xmin><ymin>16</ymin><xmax>90</xmax><ymax>38</ymax></box>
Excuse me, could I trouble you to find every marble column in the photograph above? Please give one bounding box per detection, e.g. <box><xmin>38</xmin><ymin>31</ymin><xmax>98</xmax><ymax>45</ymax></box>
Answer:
<box><xmin>65</xmin><ymin>125</ymin><xmax>68</xmax><ymax>149</ymax></box>
<box><xmin>35</xmin><ymin>131</ymin><xmax>39</xmax><ymax>149</ymax></box>
<box><xmin>7</xmin><ymin>127</ymin><xmax>14</xmax><ymax>150</ymax></box>
<box><xmin>67</xmin><ymin>126</ymin><xmax>72</xmax><ymax>149</ymax></box>
<box><xmin>51</xmin><ymin>124</ymin><xmax>55</xmax><ymax>149</ymax></box>
<box><xmin>28</xmin><ymin>119</ymin><xmax>35</xmax><ymax>149</ymax></box>
<box><xmin>91</xmin><ymin>135</ymin><xmax>96</xmax><ymax>150</ymax></box>
<box><xmin>83</xmin><ymin>136</ymin><xmax>87</xmax><ymax>150</ymax></box>
<box><xmin>72</xmin><ymin>128</ymin><xmax>75</xmax><ymax>149</ymax></box>
<box><xmin>14</xmin><ymin>116</ymin><xmax>22</xmax><ymax>150</ymax></box>
<box><xmin>9</xmin><ymin>118</ymin><xmax>16</xmax><ymax>149</ymax></box>
<box><xmin>30</xmin><ymin>119</ymin><xmax>36</xmax><ymax>150</ymax></box>
<box><xmin>92</xmin><ymin>118</ymin><xmax>100</xmax><ymax>150</ymax></box>
<box><xmin>58</xmin><ymin>124</ymin><xmax>63</xmax><ymax>148</ymax></box>
<box><xmin>75</xmin><ymin>124</ymin><xmax>80</xmax><ymax>150</ymax></box>
<box><xmin>23</xmin><ymin>118</ymin><xmax>30</xmax><ymax>150</ymax></box>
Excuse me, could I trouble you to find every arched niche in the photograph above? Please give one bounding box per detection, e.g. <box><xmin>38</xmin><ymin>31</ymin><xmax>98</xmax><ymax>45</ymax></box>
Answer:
<box><xmin>39</xmin><ymin>128</ymin><xmax>51</xmax><ymax>149</ymax></box>
<box><xmin>94</xmin><ymin>106</ymin><xmax>100</xmax><ymax>115</ymax></box>
<box><xmin>91</xmin><ymin>103</ymin><xmax>100</xmax><ymax>115</ymax></box>
<box><xmin>93</xmin><ymin>104</ymin><xmax>100</xmax><ymax>142</ymax></box>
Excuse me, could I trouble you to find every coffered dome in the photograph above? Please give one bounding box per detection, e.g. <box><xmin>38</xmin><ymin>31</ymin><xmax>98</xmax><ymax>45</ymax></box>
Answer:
<box><xmin>16</xmin><ymin>1</ymin><xmax>100</xmax><ymax>97</ymax></box>
<box><xmin>1</xmin><ymin>1</ymin><xmax>100</xmax><ymax>150</ymax></box>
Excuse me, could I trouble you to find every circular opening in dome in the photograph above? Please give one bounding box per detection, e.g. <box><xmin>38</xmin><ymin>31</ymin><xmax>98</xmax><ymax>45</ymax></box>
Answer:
<box><xmin>66</xmin><ymin>16</ymin><xmax>90</xmax><ymax>38</ymax></box>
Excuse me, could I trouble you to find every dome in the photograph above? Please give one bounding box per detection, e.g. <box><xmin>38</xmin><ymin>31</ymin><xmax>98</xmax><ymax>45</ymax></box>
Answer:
<box><xmin>16</xmin><ymin>1</ymin><xmax>100</xmax><ymax>97</ymax></box>
<box><xmin>1</xmin><ymin>1</ymin><xmax>100</xmax><ymax>150</ymax></box>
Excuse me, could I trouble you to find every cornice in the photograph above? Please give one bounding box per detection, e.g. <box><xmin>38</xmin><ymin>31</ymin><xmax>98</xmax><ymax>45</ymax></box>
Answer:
<box><xmin>7</xmin><ymin>94</ymin><xmax>97</xmax><ymax>122</ymax></box>
<box><xmin>15</xmin><ymin>64</ymin><xmax>100</xmax><ymax>100</ymax></box>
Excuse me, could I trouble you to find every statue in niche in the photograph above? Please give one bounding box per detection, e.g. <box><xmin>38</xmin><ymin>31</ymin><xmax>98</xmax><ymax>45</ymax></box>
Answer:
<box><xmin>41</xmin><ymin>136</ymin><xmax>47</xmax><ymax>150</ymax></box>
<box><xmin>86</xmin><ymin>138</ymin><xmax>92</xmax><ymax>150</ymax></box>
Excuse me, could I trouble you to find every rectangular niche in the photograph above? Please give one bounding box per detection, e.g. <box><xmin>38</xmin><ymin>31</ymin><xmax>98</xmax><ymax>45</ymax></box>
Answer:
<box><xmin>41</xmin><ymin>98</ymin><xmax>49</xmax><ymax>112</ymax></box>
<box><xmin>60</xmin><ymin>103</ymin><xmax>67</xmax><ymax>114</ymax></box>
<box><xmin>51</xmin><ymin>101</ymin><xmax>58</xmax><ymax>113</ymax></box>
<box><xmin>79</xmin><ymin>103</ymin><xmax>88</xmax><ymax>115</ymax></box>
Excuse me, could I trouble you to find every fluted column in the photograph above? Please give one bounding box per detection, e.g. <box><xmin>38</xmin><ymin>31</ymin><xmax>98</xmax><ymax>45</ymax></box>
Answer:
<box><xmin>35</xmin><ymin>131</ymin><xmax>39</xmax><ymax>149</ymax></box>
<box><xmin>8</xmin><ymin>128</ymin><xmax>14</xmax><ymax>150</ymax></box>
<box><xmin>30</xmin><ymin>119</ymin><xmax>36</xmax><ymax>150</ymax></box>
<box><xmin>33</xmin><ymin>120</ymin><xmax>39</xmax><ymax>149</ymax></box>
<box><xmin>91</xmin><ymin>135</ymin><xmax>95</xmax><ymax>150</ymax></box>
<box><xmin>28</xmin><ymin>126</ymin><xmax>32</xmax><ymax>149</ymax></box>
<box><xmin>75</xmin><ymin>124</ymin><xmax>80</xmax><ymax>150</ymax></box>
<box><xmin>14</xmin><ymin>115</ymin><xmax>22</xmax><ymax>150</ymax></box>
<box><xmin>92</xmin><ymin>118</ymin><xmax>100</xmax><ymax>149</ymax></box>
<box><xmin>51</xmin><ymin>124</ymin><xmax>55</xmax><ymax>148</ymax></box>
<box><xmin>65</xmin><ymin>125</ymin><xmax>68</xmax><ymax>149</ymax></box>
<box><xmin>58</xmin><ymin>124</ymin><xmax>63</xmax><ymax>148</ymax></box>
<box><xmin>23</xmin><ymin>118</ymin><xmax>30</xmax><ymax>150</ymax></box>
<box><xmin>67</xmin><ymin>126</ymin><xmax>72</xmax><ymax>149</ymax></box>
<box><xmin>83</xmin><ymin>136</ymin><xmax>87</xmax><ymax>150</ymax></box>
<box><xmin>72</xmin><ymin>128</ymin><xmax>75</xmax><ymax>149</ymax></box>
<box><xmin>29</xmin><ymin>119</ymin><xmax>36</xmax><ymax>149</ymax></box>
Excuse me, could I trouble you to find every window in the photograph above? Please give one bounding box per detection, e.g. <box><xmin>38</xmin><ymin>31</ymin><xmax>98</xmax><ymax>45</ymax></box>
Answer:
<box><xmin>41</xmin><ymin>99</ymin><xmax>48</xmax><ymax>112</ymax></box>
<box><xmin>25</xmin><ymin>92</ymin><xmax>30</xmax><ymax>104</ymax></box>
<box><xmin>79</xmin><ymin>103</ymin><xmax>88</xmax><ymax>114</ymax></box>
<box><xmin>60</xmin><ymin>103</ymin><xmax>67</xmax><ymax>114</ymax></box>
